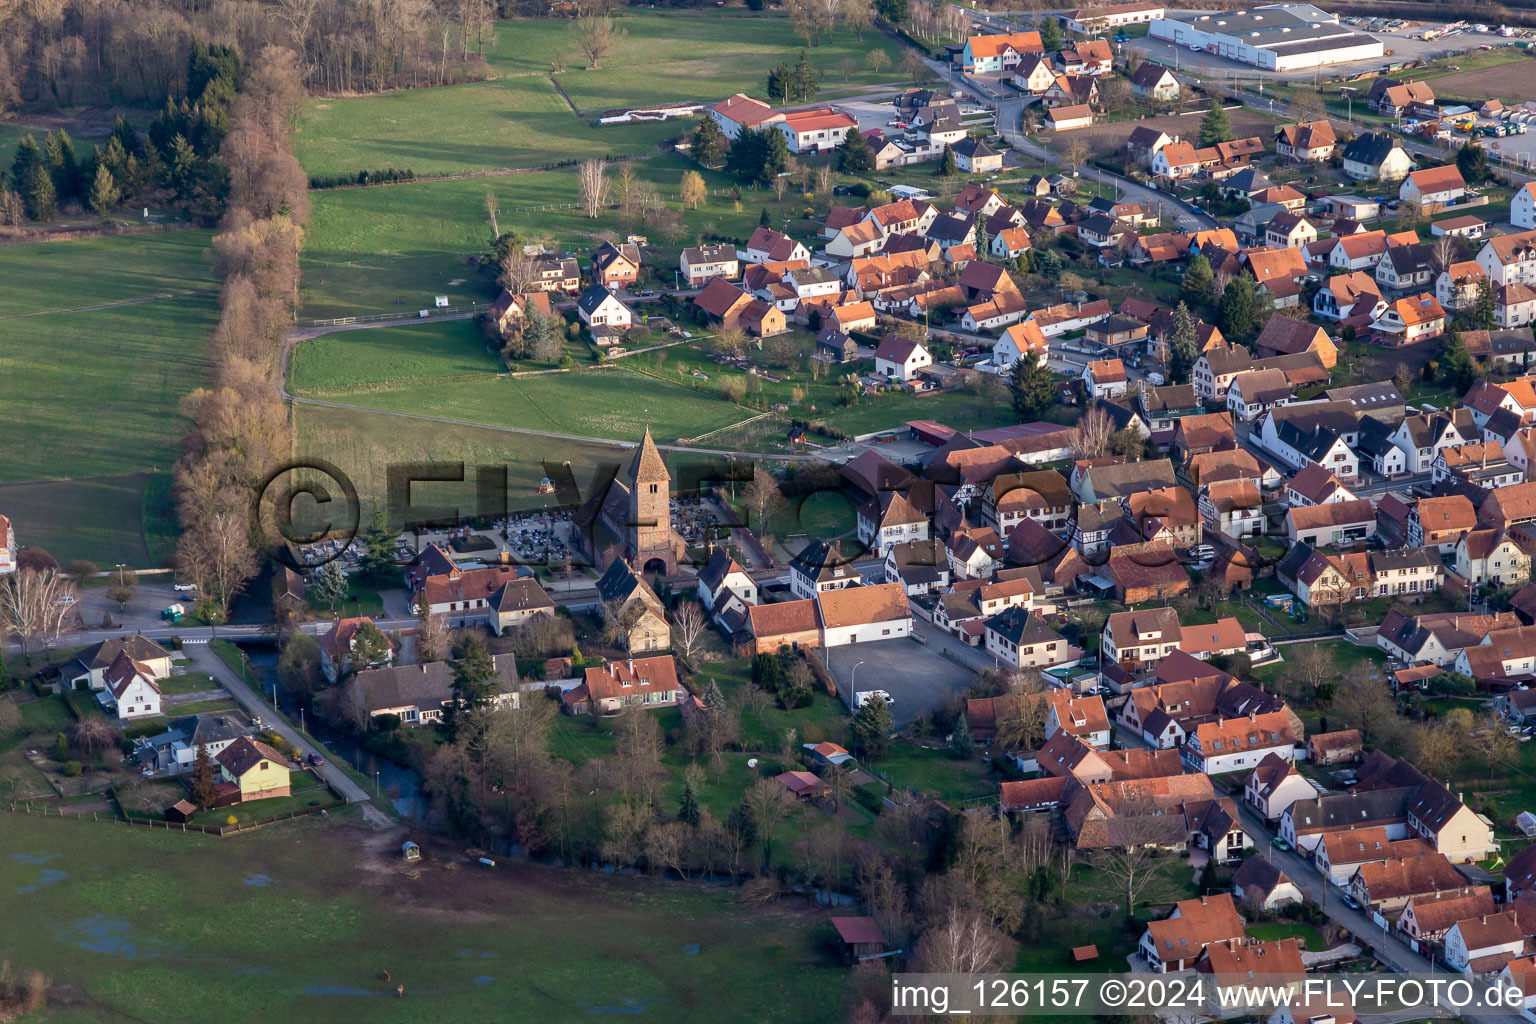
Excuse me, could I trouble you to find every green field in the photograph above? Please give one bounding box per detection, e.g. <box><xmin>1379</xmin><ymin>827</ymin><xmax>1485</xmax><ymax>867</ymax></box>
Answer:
<box><xmin>291</xmin><ymin>320</ymin><xmax>505</xmax><ymax>392</ymax></box>
<box><xmin>307</xmin><ymin>366</ymin><xmax>752</xmax><ymax>444</ymax></box>
<box><xmin>300</xmin><ymin>152</ymin><xmax>757</xmax><ymax>319</ymax></box>
<box><xmin>0</xmin><ymin>812</ymin><xmax>844</xmax><ymax>1024</ymax></box>
<box><xmin>294</xmin><ymin>12</ymin><xmax>902</xmax><ymax>179</ymax></box>
<box><xmin>295</xmin><ymin>403</ymin><xmax>639</xmax><ymax>512</ymax></box>
<box><xmin>0</xmin><ymin>231</ymin><xmax>215</xmax><ymax>565</ymax></box>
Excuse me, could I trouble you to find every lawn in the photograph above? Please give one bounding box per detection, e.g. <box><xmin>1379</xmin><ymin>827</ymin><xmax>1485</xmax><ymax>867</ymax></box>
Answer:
<box><xmin>293</xmin><ymin>12</ymin><xmax>904</xmax><ymax>178</ymax></box>
<box><xmin>1250</xmin><ymin>640</ymin><xmax>1389</xmax><ymax>693</ymax></box>
<box><xmin>310</xmin><ymin>366</ymin><xmax>754</xmax><ymax>444</ymax></box>
<box><xmin>0</xmin><ymin>811</ymin><xmax>845</xmax><ymax>1023</ymax></box>
<box><xmin>873</xmin><ymin>742</ymin><xmax>995</xmax><ymax>801</ymax></box>
<box><xmin>290</xmin><ymin>320</ymin><xmax>505</xmax><ymax>393</ymax></box>
<box><xmin>0</xmin><ymin>231</ymin><xmax>217</xmax><ymax>487</ymax></box>
<box><xmin>299</xmin><ymin>152</ymin><xmax>757</xmax><ymax>319</ymax></box>
<box><xmin>0</xmin><ymin>472</ymin><xmax>178</xmax><ymax>568</ymax></box>
<box><xmin>1246</xmin><ymin>922</ymin><xmax>1328</xmax><ymax>951</ymax></box>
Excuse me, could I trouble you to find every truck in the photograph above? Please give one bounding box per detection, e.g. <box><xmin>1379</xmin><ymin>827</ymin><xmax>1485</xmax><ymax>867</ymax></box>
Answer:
<box><xmin>855</xmin><ymin>689</ymin><xmax>896</xmax><ymax>708</ymax></box>
<box><xmin>160</xmin><ymin>603</ymin><xmax>185</xmax><ymax>623</ymax></box>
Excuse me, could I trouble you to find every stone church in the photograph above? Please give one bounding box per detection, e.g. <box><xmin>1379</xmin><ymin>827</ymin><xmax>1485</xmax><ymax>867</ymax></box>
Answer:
<box><xmin>573</xmin><ymin>429</ymin><xmax>685</xmax><ymax>576</ymax></box>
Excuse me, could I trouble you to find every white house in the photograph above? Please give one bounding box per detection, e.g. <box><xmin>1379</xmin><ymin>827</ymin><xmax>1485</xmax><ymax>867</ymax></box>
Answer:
<box><xmin>696</xmin><ymin>548</ymin><xmax>758</xmax><ymax>622</ymax></box>
<box><xmin>991</xmin><ymin>320</ymin><xmax>1049</xmax><ymax>372</ymax></box>
<box><xmin>1244</xmin><ymin>752</ymin><xmax>1317</xmax><ymax>821</ymax></box>
<box><xmin>1514</xmin><ymin>182</ymin><xmax>1536</xmax><ymax>231</ymax></box>
<box><xmin>874</xmin><ymin>334</ymin><xmax>933</xmax><ymax>382</ymax></box>
<box><xmin>983</xmin><ymin>607</ymin><xmax>1079</xmax><ymax>669</ymax></box>
<box><xmin>1444</xmin><ymin>912</ymin><xmax>1525</xmax><ymax>974</ymax></box>
<box><xmin>576</xmin><ymin>285</ymin><xmax>632</xmax><ymax>331</ymax></box>
<box><xmin>1477</xmin><ymin>229</ymin><xmax>1536</xmax><ymax>288</ymax></box>
<box><xmin>98</xmin><ymin>650</ymin><xmax>163</xmax><ymax>722</ymax></box>
<box><xmin>1083</xmin><ymin>358</ymin><xmax>1128</xmax><ymax>398</ymax></box>
<box><xmin>774</xmin><ymin>108</ymin><xmax>858</xmax><ymax>154</ymax></box>
<box><xmin>1181</xmin><ymin>711</ymin><xmax>1298</xmax><ymax>775</ymax></box>
<box><xmin>709</xmin><ymin>93</ymin><xmax>784</xmax><ymax>139</ymax></box>
<box><xmin>815</xmin><ymin>582</ymin><xmax>913</xmax><ymax>647</ymax></box>
<box><xmin>1400</xmin><ymin>165</ymin><xmax>1467</xmax><ymax>209</ymax></box>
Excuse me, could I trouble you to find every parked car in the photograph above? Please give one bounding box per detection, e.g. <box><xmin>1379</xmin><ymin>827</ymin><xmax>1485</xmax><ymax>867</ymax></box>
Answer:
<box><xmin>1271</xmin><ymin>838</ymin><xmax>1291</xmax><ymax>852</ymax></box>
<box><xmin>173</xmin><ymin>582</ymin><xmax>197</xmax><ymax>592</ymax></box>
<box><xmin>308</xmin><ymin>753</ymin><xmax>325</xmax><ymax>767</ymax></box>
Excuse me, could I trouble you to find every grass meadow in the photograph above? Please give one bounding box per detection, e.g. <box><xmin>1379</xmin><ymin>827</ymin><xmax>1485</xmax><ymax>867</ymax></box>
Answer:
<box><xmin>290</xmin><ymin>320</ymin><xmax>504</xmax><ymax>392</ymax></box>
<box><xmin>0</xmin><ymin>230</ymin><xmax>215</xmax><ymax>565</ymax></box>
<box><xmin>293</xmin><ymin>12</ymin><xmax>903</xmax><ymax>179</ymax></box>
<box><xmin>311</xmin><ymin>367</ymin><xmax>755</xmax><ymax>443</ymax></box>
<box><xmin>0</xmin><ymin>812</ymin><xmax>845</xmax><ymax>1024</ymax></box>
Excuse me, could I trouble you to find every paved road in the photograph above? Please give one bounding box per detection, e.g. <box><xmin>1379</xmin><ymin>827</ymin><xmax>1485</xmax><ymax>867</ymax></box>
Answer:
<box><xmin>183</xmin><ymin>643</ymin><xmax>372</xmax><ymax>804</ymax></box>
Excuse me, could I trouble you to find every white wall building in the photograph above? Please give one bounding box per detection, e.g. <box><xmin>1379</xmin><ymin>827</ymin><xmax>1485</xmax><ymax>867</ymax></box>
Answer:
<box><xmin>1149</xmin><ymin>4</ymin><xmax>1384</xmax><ymax>72</ymax></box>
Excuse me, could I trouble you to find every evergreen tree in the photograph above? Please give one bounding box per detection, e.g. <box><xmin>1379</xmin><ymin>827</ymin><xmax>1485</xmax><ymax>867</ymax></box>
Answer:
<box><xmin>1182</xmin><ymin>252</ymin><xmax>1214</xmax><ymax>301</ymax></box>
<box><xmin>767</xmin><ymin>61</ymin><xmax>792</xmax><ymax>104</ymax></box>
<box><xmin>166</xmin><ymin>134</ymin><xmax>198</xmax><ymax>200</ymax></box>
<box><xmin>1040</xmin><ymin>16</ymin><xmax>1063</xmax><ymax>51</ymax></box>
<box><xmin>874</xmin><ymin>0</ymin><xmax>908</xmax><ymax>22</ymax></box>
<box><xmin>974</xmin><ymin>217</ymin><xmax>989</xmax><ymax>260</ymax></box>
<box><xmin>358</xmin><ymin>505</ymin><xmax>397</xmax><ymax>583</ymax></box>
<box><xmin>836</xmin><ymin>127</ymin><xmax>874</xmax><ymax>173</ymax></box>
<box><xmin>792</xmin><ymin>50</ymin><xmax>819</xmax><ymax>102</ymax></box>
<box><xmin>1457</xmin><ymin>142</ymin><xmax>1490</xmax><ymax>186</ymax></box>
<box><xmin>690</xmin><ymin>116</ymin><xmax>729</xmax><ymax>167</ymax></box>
<box><xmin>950</xmin><ymin>713</ymin><xmax>974</xmax><ymax>758</ymax></box>
<box><xmin>26</xmin><ymin>164</ymin><xmax>56</xmax><ymax>221</ymax></box>
<box><xmin>852</xmin><ymin>694</ymin><xmax>894</xmax><ymax>760</ymax></box>
<box><xmin>759</xmin><ymin>206</ymin><xmax>771</xmax><ymax>227</ymax></box>
<box><xmin>45</xmin><ymin>130</ymin><xmax>79</xmax><ymax>201</ymax></box>
<box><xmin>1439</xmin><ymin>332</ymin><xmax>1478</xmax><ymax>392</ymax></box>
<box><xmin>1168</xmin><ymin>300</ymin><xmax>1199</xmax><ymax>383</ymax></box>
<box><xmin>10</xmin><ymin>134</ymin><xmax>41</xmax><ymax>193</ymax></box>
<box><xmin>88</xmin><ymin>162</ymin><xmax>120</xmax><ymax>218</ymax></box>
<box><xmin>1199</xmin><ymin>99</ymin><xmax>1233</xmax><ymax>146</ymax></box>
<box><xmin>725</xmin><ymin>126</ymin><xmax>767</xmax><ymax>181</ymax></box>
<box><xmin>351</xmin><ymin>621</ymin><xmax>392</xmax><ymax>671</ymax></box>
<box><xmin>751</xmin><ymin>652</ymin><xmax>785</xmax><ymax>691</ymax></box>
<box><xmin>1473</xmin><ymin>277</ymin><xmax>1496</xmax><ymax>331</ymax></box>
<box><xmin>1034</xmin><ymin>248</ymin><xmax>1062</xmax><ymax>280</ymax></box>
<box><xmin>1013</xmin><ymin>250</ymin><xmax>1031</xmax><ymax>275</ymax></box>
<box><xmin>311</xmin><ymin>560</ymin><xmax>349</xmax><ymax>611</ymax></box>
<box><xmin>1218</xmin><ymin>272</ymin><xmax>1257</xmax><ymax>338</ymax></box>
<box><xmin>110</xmin><ymin>116</ymin><xmax>140</xmax><ymax>160</ymax></box>
<box><xmin>191</xmin><ymin>741</ymin><xmax>216</xmax><ymax>807</ymax></box>
<box><xmin>678</xmin><ymin>779</ymin><xmax>702</xmax><ymax>826</ymax></box>
<box><xmin>761</xmin><ymin>128</ymin><xmax>790</xmax><ymax>184</ymax></box>
<box><xmin>446</xmin><ymin>633</ymin><xmax>496</xmax><ymax>740</ymax></box>
<box><xmin>1010</xmin><ymin>354</ymin><xmax>1054</xmax><ymax>419</ymax></box>
<box><xmin>936</xmin><ymin>142</ymin><xmax>957</xmax><ymax>176</ymax></box>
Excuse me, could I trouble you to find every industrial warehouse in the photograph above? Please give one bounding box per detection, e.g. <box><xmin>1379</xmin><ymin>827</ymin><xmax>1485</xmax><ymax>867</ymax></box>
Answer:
<box><xmin>1149</xmin><ymin>3</ymin><xmax>1385</xmax><ymax>71</ymax></box>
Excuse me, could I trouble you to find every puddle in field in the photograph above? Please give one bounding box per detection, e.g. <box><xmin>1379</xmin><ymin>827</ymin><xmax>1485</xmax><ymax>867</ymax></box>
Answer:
<box><xmin>581</xmin><ymin>997</ymin><xmax>657</xmax><ymax>1015</ymax></box>
<box><xmin>10</xmin><ymin>852</ymin><xmax>59</xmax><ymax>865</ymax></box>
<box><xmin>65</xmin><ymin>916</ymin><xmax>161</xmax><ymax>959</ymax></box>
<box><xmin>243</xmin><ymin>874</ymin><xmax>276</xmax><ymax>887</ymax></box>
<box><xmin>18</xmin><ymin>868</ymin><xmax>68</xmax><ymax>894</ymax></box>
<box><xmin>233</xmin><ymin>967</ymin><xmax>270</xmax><ymax>976</ymax></box>
<box><xmin>457</xmin><ymin>950</ymin><xmax>498</xmax><ymax>959</ymax></box>
<box><xmin>680</xmin><ymin>943</ymin><xmax>699</xmax><ymax>956</ymax></box>
<box><xmin>475</xmin><ymin>976</ymin><xmax>495</xmax><ymax>986</ymax></box>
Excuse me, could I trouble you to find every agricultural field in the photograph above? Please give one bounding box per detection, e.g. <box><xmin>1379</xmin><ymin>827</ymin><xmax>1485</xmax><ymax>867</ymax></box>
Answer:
<box><xmin>293</xmin><ymin>12</ymin><xmax>903</xmax><ymax>179</ymax></box>
<box><xmin>0</xmin><ymin>230</ymin><xmax>216</xmax><ymax>566</ymax></box>
<box><xmin>0</xmin><ymin>812</ymin><xmax>845</xmax><ymax>1024</ymax></box>
<box><xmin>290</xmin><ymin>320</ymin><xmax>505</xmax><ymax>393</ymax></box>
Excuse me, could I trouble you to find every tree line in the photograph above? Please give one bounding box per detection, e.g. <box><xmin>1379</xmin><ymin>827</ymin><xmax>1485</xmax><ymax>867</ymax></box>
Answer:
<box><xmin>0</xmin><ymin>0</ymin><xmax>488</xmax><ymax>110</ymax></box>
<box><xmin>173</xmin><ymin>47</ymin><xmax>310</xmax><ymax>620</ymax></box>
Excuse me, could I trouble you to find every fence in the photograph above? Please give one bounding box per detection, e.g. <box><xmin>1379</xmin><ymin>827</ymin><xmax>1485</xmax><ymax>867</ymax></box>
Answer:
<box><xmin>305</xmin><ymin>302</ymin><xmax>486</xmax><ymax>328</ymax></box>
<box><xmin>7</xmin><ymin>785</ymin><xmax>348</xmax><ymax>837</ymax></box>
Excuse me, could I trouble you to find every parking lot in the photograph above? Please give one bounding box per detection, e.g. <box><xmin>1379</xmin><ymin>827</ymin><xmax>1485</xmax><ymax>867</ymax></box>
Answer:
<box><xmin>823</xmin><ymin>635</ymin><xmax>976</xmax><ymax>727</ymax></box>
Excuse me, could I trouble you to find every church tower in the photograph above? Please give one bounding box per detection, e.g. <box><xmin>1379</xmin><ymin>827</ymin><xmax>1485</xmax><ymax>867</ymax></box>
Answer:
<box><xmin>627</xmin><ymin>428</ymin><xmax>677</xmax><ymax>576</ymax></box>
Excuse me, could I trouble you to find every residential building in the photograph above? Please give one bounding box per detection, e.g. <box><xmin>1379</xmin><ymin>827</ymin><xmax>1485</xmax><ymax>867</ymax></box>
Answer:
<box><xmin>1182</xmin><ymin>711</ymin><xmax>1300</xmax><ymax>775</ymax></box>
<box><xmin>215</xmin><ymin>738</ymin><xmax>290</xmax><ymax>802</ymax></box>
<box><xmin>1400</xmin><ymin>165</ymin><xmax>1467</xmax><ymax>210</ymax></box>
<box><xmin>1276</xmin><ymin>120</ymin><xmax>1336</xmax><ymax>162</ymax></box>
<box><xmin>709</xmin><ymin>93</ymin><xmax>784</xmax><ymax>139</ymax></box>
<box><xmin>984</xmin><ymin>607</ymin><xmax>1079</xmax><ymax>669</ymax></box>
<box><xmin>679</xmin><ymin>244</ymin><xmax>740</xmax><ymax>287</ymax></box>
<box><xmin>1130</xmin><ymin>61</ymin><xmax>1179</xmax><ymax>101</ymax></box>
<box><xmin>1083</xmin><ymin>358</ymin><xmax>1128</xmax><ymax>398</ymax></box>
<box><xmin>590</xmin><ymin>240</ymin><xmax>640</xmax><ymax>288</ymax></box>
<box><xmin>874</xmin><ymin>334</ymin><xmax>932</xmax><ymax>382</ymax></box>
<box><xmin>318</xmin><ymin>616</ymin><xmax>394</xmax><ymax>683</ymax></box>
<box><xmin>817</xmin><ymin>582</ymin><xmax>913</xmax><ymax>647</ymax></box>
<box><xmin>69</xmin><ymin>636</ymin><xmax>172</xmax><ymax>691</ymax></box>
<box><xmin>562</xmin><ymin>656</ymin><xmax>683</xmax><ymax>715</ymax></box>
<box><xmin>1103</xmin><ymin>607</ymin><xmax>1182</xmax><ymax>670</ymax></box>
<box><xmin>97</xmin><ymin>650</ymin><xmax>162</xmax><ymax>722</ymax></box>
<box><xmin>576</xmin><ymin>285</ymin><xmax>633</xmax><ymax>334</ymax></box>
<box><xmin>1139</xmin><ymin>894</ymin><xmax>1247</xmax><ymax>973</ymax></box>
<box><xmin>350</xmin><ymin>656</ymin><xmax>519</xmax><ymax>727</ymax></box>
<box><xmin>1244</xmin><ymin>752</ymin><xmax>1316</xmax><ymax>821</ymax></box>
<box><xmin>1373</xmin><ymin>294</ymin><xmax>1447</xmax><ymax>346</ymax></box>
<box><xmin>960</xmin><ymin>31</ymin><xmax>1045</xmax><ymax>73</ymax></box>
<box><xmin>1343</xmin><ymin>132</ymin><xmax>1412</xmax><ymax>182</ymax></box>
<box><xmin>774</xmin><ymin>108</ymin><xmax>857</xmax><ymax>154</ymax></box>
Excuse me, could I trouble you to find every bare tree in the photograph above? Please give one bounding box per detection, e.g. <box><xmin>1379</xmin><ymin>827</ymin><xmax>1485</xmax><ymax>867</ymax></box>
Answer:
<box><xmin>0</xmin><ymin>568</ymin><xmax>75</xmax><ymax>662</ymax></box>
<box><xmin>1433</xmin><ymin>232</ymin><xmax>1462</xmax><ymax>274</ymax></box>
<box><xmin>868</xmin><ymin>48</ymin><xmax>889</xmax><ymax>77</ymax></box>
<box><xmin>836</xmin><ymin>57</ymin><xmax>858</xmax><ymax>83</ymax></box>
<box><xmin>499</xmin><ymin>247</ymin><xmax>541</xmax><ymax>295</ymax></box>
<box><xmin>484</xmin><ymin>190</ymin><xmax>499</xmax><ymax>240</ymax></box>
<box><xmin>1064</xmin><ymin>137</ymin><xmax>1089</xmax><ymax>175</ymax></box>
<box><xmin>179</xmin><ymin>510</ymin><xmax>260</xmax><ymax>615</ymax></box>
<box><xmin>742</xmin><ymin>777</ymin><xmax>798</xmax><ymax>869</ymax></box>
<box><xmin>672</xmin><ymin>601</ymin><xmax>709</xmax><ymax>664</ymax></box>
<box><xmin>814</xmin><ymin>165</ymin><xmax>832</xmax><ymax>195</ymax></box>
<box><xmin>911</xmin><ymin>910</ymin><xmax>1010</xmax><ymax>973</ymax></box>
<box><xmin>1288</xmin><ymin>643</ymin><xmax>1332</xmax><ymax>697</ymax></box>
<box><xmin>613</xmin><ymin>162</ymin><xmax>639</xmax><ymax>216</ymax></box>
<box><xmin>745</xmin><ymin>467</ymin><xmax>783</xmax><ymax>534</ymax></box>
<box><xmin>571</xmin><ymin>16</ymin><xmax>621</xmax><ymax>69</ymax></box>
<box><xmin>843</xmin><ymin>0</ymin><xmax>872</xmax><ymax>40</ymax></box>
<box><xmin>1092</xmin><ymin>796</ymin><xmax>1173</xmax><ymax>920</ymax></box>
<box><xmin>993</xmin><ymin>683</ymin><xmax>1048</xmax><ymax>752</ymax></box>
<box><xmin>679</xmin><ymin>170</ymin><xmax>707</xmax><ymax>210</ymax></box>
<box><xmin>1070</xmin><ymin>403</ymin><xmax>1115</xmax><ymax>459</ymax></box>
<box><xmin>898</xmin><ymin>48</ymin><xmax>927</xmax><ymax>84</ymax></box>
<box><xmin>1331</xmin><ymin>670</ymin><xmax>1399</xmax><ymax>746</ymax></box>
<box><xmin>578</xmin><ymin>159</ymin><xmax>608</xmax><ymax>219</ymax></box>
